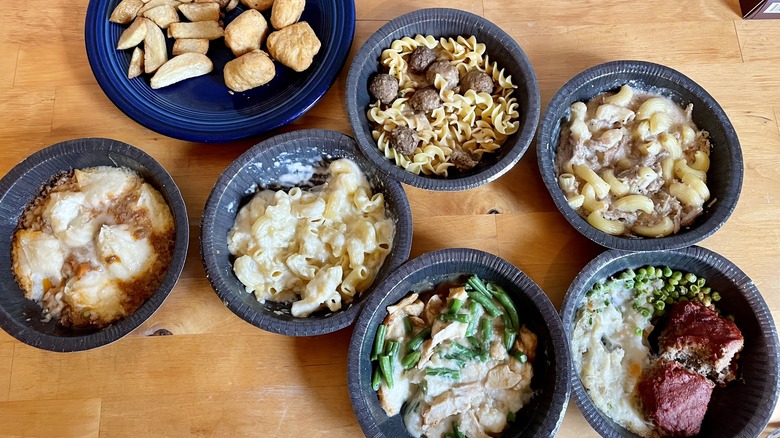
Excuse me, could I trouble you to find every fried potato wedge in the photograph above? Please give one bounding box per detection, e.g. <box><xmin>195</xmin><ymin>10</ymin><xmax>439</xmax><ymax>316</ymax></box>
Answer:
<box><xmin>195</xmin><ymin>0</ymin><xmax>229</xmax><ymax>6</ymax></box>
<box><xmin>226</xmin><ymin>0</ymin><xmax>240</xmax><ymax>11</ymax></box>
<box><xmin>267</xmin><ymin>21</ymin><xmax>320</xmax><ymax>72</ymax></box>
<box><xmin>172</xmin><ymin>38</ymin><xmax>209</xmax><ymax>55</ymax></box>
<box><xmin>143</xmin><ymin>5</ymin><xmax>180</xmax><ymax>29</ymax></box>
<box><xmin>224</xmin><ymin>50</ymin><xmax>275</xmax><ymax>92</ymax></box>
<box><xmin>144</xmin><ymin>20</ymin><xmax>168</xmax><ymax>73</ymax></box>
<box><xmin>150</xmin><ymin>53</ymin><xmax>213</xmax><ymax>88</ymax></box>
<box><xmin>169</xmin><ymin>21</ymin><xmax>224</xmax><ymax>40</ymax></box>
<box><xmin>225</xmin><ymin>9</ymin><xmax>268</xmax><ymax>56</ymax></box>
<box><xmin>138</xmin><ymin>0</ymin><xmax>181</xmax><ymax>15</ymax></box>
<box><xmin>177</xmin><ymin>2</ymin><xmax>220</xmax><ymax>21</ymax></box>
<box><xmin>240</xmin><ymin>0</ymin><xmax>274</xmax><ymax>11</ymax></box>
<box><xmin>117</xmin><ymin>17</ymin><xmax>148</xmax><ymax>50</ymax></box>
<box><xmin>110</xmin><ymin>0</ymin><xmax>145</xmax><ymax>24</ymax></box>
<box><xmin>128</xmin><ymin>47</ymin><xmax>145</xmax><ymax>79</ymax></box>
<box><xmin>270</xmin><ymin>0</ymin><xmax>304</xmax><ymax>29</ymax></box>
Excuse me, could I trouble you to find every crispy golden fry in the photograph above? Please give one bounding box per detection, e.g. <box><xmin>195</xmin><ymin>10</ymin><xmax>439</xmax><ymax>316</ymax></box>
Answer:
<box><xmin>110</xmin><ymin>0</ymin><xmax>145</xmax><ymax>24</ymax></box>
<box><xmin>172</xmin><ymin>38</ymin><xmax>209</xmax><ymax>55</ymax></box>
<box><xmin>177</xmin><ymin>2</ymin><xmax>220</xmax><ymax>21</ymax></box>
<box><xmin>128</xmin><ymin>47</ymin><xmax>145</xmax><ymax>79</ymax></box>
<box><xmin>240</xmin><ymin>0</ymin><xmax>274</xmax><ymax>11</ymax></box>
<box><xmin>225</xmin><ymin>9</ymin><xmax>268</xmax><ymax>57</ymax></box>
<box><xmin>117</xmin><ymin>17</ymin><xmax>148</xmax><ymax>50</ymax></box>
<box><xmin>138</xmin><ymin>0</ymin><xmax>181</xmax><ymax>14</ymax></box>
<box><xmin>226</xmin><ymin>0</ymin><xmax>239</xmax><ymax>10</ymax></box>
<box><xmin>143</xmin><ymin>5</ymin><xmax>180</xmax><ymax>29</ymax></box>
<box><xmin>143</xmin><ymin>20</ymin><xmax>168</xmax><ymax>73</ymax></box>
<box><xmin>266</xmin><ymin>21</ymin><xmax>320</xmax><ymax>72</ymax></box>
<box><xmin>270</xmin><ymin>0</ymin><xmax>304</xmax><ymax>29</ymax></box>
<box><xmin>224</xmin><ymin>50</ymin><xmax>275</xmax><ymax>92</ymax></box>
<box><xmin>150</xmin><ymin>53</ymin><xmax>213</xmax><ymax>88</ymax></box>
<box><xmin>169</xmin><ymin>21</ymin><xmax>224</xmax><ymax>40</ymax></box>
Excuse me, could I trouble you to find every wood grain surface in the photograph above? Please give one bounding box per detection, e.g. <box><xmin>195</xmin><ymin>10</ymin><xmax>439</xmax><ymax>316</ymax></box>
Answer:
<box><xmin>1</xmin><ymin>0</ymin><xmax>779</xmax><ymax>436</ymax></box>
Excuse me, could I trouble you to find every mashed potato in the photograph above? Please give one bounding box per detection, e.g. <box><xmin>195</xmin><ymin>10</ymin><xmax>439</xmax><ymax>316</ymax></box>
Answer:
<box><xmin>11</xmin><ymin>166</ymin><xmax>175</xmax><ymax>328</ymax></box>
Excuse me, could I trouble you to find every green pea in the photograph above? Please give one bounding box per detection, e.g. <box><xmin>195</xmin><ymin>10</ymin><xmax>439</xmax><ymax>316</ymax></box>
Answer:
<box><xmin>672</xmin><ymin>271</ymin><xmax>683</xmax><ymax>281</ymax></box>
<box><xmin>712</xmin><ymin>292</ymin><xmax>721</xmax><ymax>302</ymax></box>
<box><xmin>663</xmin><ymin>266</ymin><xmax>673</xmax><ymax>277</ymax></box>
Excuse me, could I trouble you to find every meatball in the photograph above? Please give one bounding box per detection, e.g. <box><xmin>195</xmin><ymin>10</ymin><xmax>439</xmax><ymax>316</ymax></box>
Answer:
<box><xmin>369</xmin><ymin>73</ymin><xmax>399</xmax><ymax>104</ymax></box>
<box><xmin>389</xmin><ymin>126</ymin><xmax>419</xmax><ymax>157</ymax></box>
<box><xmin>425</xmin><ymin>60</ymin><xmax>459</xmax><ymax>89</ymax></box>
<box><xmin>450</xmin><ymin>149</ymin><xmax>478</xmax><ymax>171</ymax></box>
<box><xmin>409</xmin><ymin>87</ymin><xmax>441</xmax><ymax>113</ymax></box>
<box><xmin>409</xmin><ymin>46</ymin><xmax>436</xmax><ymax>72</ymax></box>
<box><xmin>460</xmin><ymin>69</ymin><xmax>494</xmax><ymax>94</ymax></box>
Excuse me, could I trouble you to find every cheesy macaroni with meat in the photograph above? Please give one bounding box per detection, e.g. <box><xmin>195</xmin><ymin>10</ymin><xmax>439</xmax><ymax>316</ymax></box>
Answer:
<box><xmin>11</xmin><ymin>166</ymin><xmax>175</xmax><ymax>328</ymax></box>
<box><xmin>227</xmin><ymin>159</ymin><xmax>395</xmax><ymax>318</ymax></box>
<box><xmin>555</xmin><ymin>85</ymin><xmax>712</xmax><ymax>237</ymax></box>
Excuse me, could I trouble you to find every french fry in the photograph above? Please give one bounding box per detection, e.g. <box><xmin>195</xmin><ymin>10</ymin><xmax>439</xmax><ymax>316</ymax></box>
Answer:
<box><xmin>169</xmin><ymin>21</ymin><xmax>224</xmax><ymax>40</ymax></box>
<box><xmin>128</xmin><ymin>47</ymin><xmax>145</xmax><ymax>79</ymax></box>
<box><xmin>143</xmin><ymin>20</ymin><xmax>168</xmax><ymax>73</ymax></box>
<box><xmin>172</xmin><ymin>38</ymin><xmax>209</xmax><ymax>55</ymax></box>
<box><xmin>143</xmin><ymin>5</ymin><xmax>180</xmax><ymax>29</ymax></box>
<box><xmin>110</xmin><ymin>0</ymin><xmax>145</xmax><ymax>24</ymax></box>
<box><xmin>150</xmin><ymin>53</ymin><xmax>213</xmax><ymax>89</ymax></box>
<box><xmin>117</xmin><ymin>17</ymin><xmax>148</xmax><ymax>50</ymax></box>
<box><xmin>177</xmin><ymin>2</ymin><xmax>220</xmax><ymax>22</ymax></box>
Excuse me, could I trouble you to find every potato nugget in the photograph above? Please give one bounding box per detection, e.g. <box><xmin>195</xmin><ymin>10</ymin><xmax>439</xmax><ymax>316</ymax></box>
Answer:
<box><xmin>150</xmin><ymin>53</ymin><xmax>213</xmax><ymax>89</ymax></box>
<box><xmin>225</xmin><ymin>9</ymin><xmax>269</xmax><ymax>57</ymax></box>
<box><xmin>240</xmin><ymin>0</ymin><xmax>274</xmax><ymax>11</ymax></box>
<box><xmin>117</xmin><ymin>17</ymin><xmax>148</xmax><ymax>50</ymax></box>
<box><xmin>224</xmin><ymin>50</ymin><xmax>276</xmax><ymax>92</ymax></box>
<box><xmin>144</xmin><ymin>20</ymin><xmax>168</xmax><ymax>73</ymax></box>
<box><xmin>128</xmin><ymin>47</ymin><xmax>145</xmax><ymax>79</ymax></box>
<box><xmin>169</xmin><ymin>21</ymin><xmax>224</xmax><ymax>40</ymax></box>
<box><xmin>266</xmin><ymin>22</ymin><xmax>320</xmax><ymax>72</ymax></box>
<box><xmin>270</xmin><ymin>0</ymin><xmax>305</xmax><ymax>29</ymax></box>
<box><xmin>172</xmin><ymin>39</ymin><xmax>209</xmax><ymax>55</ymax></box>
<box><xmin>178</xmin><ymin>2</ymin><xmax>220</xmax><ymax>22</ymax></box>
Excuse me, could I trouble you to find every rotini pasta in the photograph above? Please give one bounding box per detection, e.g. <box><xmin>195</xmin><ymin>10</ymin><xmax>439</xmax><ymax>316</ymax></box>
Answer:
<box><xmin>555</xmin><ymin>84</ymin><xmax>713</xmax><ymax>238</ymax></box>
<box><xmin>367</xmin><ymin>35</ymin><xmax>520</xmax><ymax>177</ymax></box>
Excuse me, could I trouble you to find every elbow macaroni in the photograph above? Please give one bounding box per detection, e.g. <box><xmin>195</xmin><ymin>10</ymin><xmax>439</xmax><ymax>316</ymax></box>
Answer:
<box><xmin>555</xmin><ymin>84</ymin><xmax>713</xmax><ymax>237</ymax></box>
<box><xmin>228</xmin><ymin>159</ymin><xmax>395</xmax><ymax>317</ymax></box>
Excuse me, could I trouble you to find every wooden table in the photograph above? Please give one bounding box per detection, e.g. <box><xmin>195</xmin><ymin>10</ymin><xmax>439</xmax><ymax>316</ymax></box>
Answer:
<box><xmin>1</xmin><ymin>0</ymin><xmax>778</xmax><ymax>436</ymax></box>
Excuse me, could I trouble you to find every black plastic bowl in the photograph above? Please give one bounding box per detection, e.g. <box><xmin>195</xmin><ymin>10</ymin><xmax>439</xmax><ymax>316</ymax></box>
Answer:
<box><xmin>345</xmin><ymin>8</ymin><xmax>541</xmax><ymax>191</ymax></box>
<box><xmin>200</xmin><ymin>129</ymin><xmax>413</xmax><ymax>336</ymax></box>
<box><xmin>0</xmin><ymin>138</ymin><xmax>189</xmax><ymax>352</ymax></box>
<box><xmin>560</xmin><ymin>247</ymin><xmax>780</xmax><ymax>437</ymax></box>
<box><xmin>348</xmin><ymin>248</ymin><xmax>570</xmax><ymax>437</ymax></box>
<box><xmin>537</xmin><ymin>60</ymin><xmax>743</xmax><ymax>250</ymax></box>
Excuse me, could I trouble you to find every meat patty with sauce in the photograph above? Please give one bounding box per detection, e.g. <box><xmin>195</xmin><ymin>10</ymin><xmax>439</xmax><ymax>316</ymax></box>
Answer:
<box><xmin>409</xmin><ymin>87</ymin><xmax>441</xmax><ymax>113</ymax></box>
<box><xmin>389</xmin><ymin>126</ymin><xmax>420</xmax><ymax>157</ymax></box>
<box><xmin>409</xmin><ymin>46</ymin><xmax>436</xmax><ymax>72</ymax></box>
<box><xmin>460</xmin><ymin>69</ymin><xmax>494</xmax><ymax>94</ymax></box>
<box><xmin>369</xmin><ymin>73</ymin><xmax>399</xmax><ymax>105</ymax></box>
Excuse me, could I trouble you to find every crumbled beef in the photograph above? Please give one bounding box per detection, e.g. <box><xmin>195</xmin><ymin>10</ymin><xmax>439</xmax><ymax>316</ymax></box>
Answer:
<box><xmin>369</xmin><ymin>73</ymin><xmax>399</xmax><ymax>104</ymax></box>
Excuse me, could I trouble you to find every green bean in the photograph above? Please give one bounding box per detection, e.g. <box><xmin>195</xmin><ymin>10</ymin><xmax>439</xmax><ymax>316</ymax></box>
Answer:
<box><xmin>379</xmin><ymin>355</ymin><xmax>394</xmax><ymax>388</ymax></box>
<box><xmin>465</xmin><ymin>301</ymin><xmax>480</xmax><ymax>336</ymax></box>
<box><xmin>426</xmin><ymin>367</ymin><xmax>461</xmax><ymax>379</ymax></box>
<box><xmin>371</xmin><ymin>367</ymin><xmax>382</xmax><ymax>390</ymax></box>
<box><xmin>385</xmin><ymin>340</ymin><xmax>400</xmax><ymax>358</ymax></box>
<box><xmin>448</xmin><ymin>298</ymin><xmax>464</xmax><ymax>314</ymax></box>
<box><xmin>467</xmin><ymin>291</ymin><xmax>501</xmax><ymax>318</ymax></box>
<box><xmin>487</xmin><ymin>283</ymin><xmax>520</xmax><ymax>331</ymax></box>
<box><xmin>371</xmin><ymin>324</ymin><xmax>386</xmax><ymax>361</ymax></box>
<box><xmin>480</xmin><ymin>317</ymin><xmax>493</xmax><ymax>352</ymax></box>
<box><xmin>512</xmin><ymin>351</ymin><xmax>528</xmax><ymax>363</ymax></box>
<box><xmin>504</xmin><ymin>330</ymin><xmax>517</xmax><ymax>352</ymax></box>
<box><xmin>467</xmin><ymin>275</ymin><xmax>493</xmax><ymax>299</ymax></box>
<box><xmin>507</xmin><ymin>411</ymin><xmax>517</xmax><ymax>422</ymax></box>
<box><xmin>453</xmin><ymin>421</ymin><xmax>465</xmax><ymax>438</ymax></box>
<box><xmin>403</xmin><ymin>316</ymin><xmax>413</xmax><ymax>335</ymax></box>
<box><xmin>402</xmin><ymin>351</ymin><xmax>421</xmax><ymax>369</ymax></box>
<box><xmin>406</xmin><ymin>327</ymin><xmax>432</xmax><ymax>352</ymax></box>
<box><xmin>438</xmin><ymin>313</ymin><xmax>470</xmax><ymax>324</ymax></box>
<box><xmin>466</xmin><ymin>336</ymin><xmax>480</xmax><ymax>349</ymax></box>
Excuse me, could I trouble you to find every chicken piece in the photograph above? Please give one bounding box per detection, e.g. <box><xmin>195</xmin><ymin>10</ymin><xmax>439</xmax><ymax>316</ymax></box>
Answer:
<box><xmin>422</xmin><ymin>294</ymin><xmax>444</xmax><ymax>325</ymax></box>
<box><xmin>475</xmin><ymin>404</ymin><xmax>507</xmax><ymax>434</ymax></box>
<box><xmin>489</xmin><ymin>338</ymin><xmax>507</xmax><ymax>361</ymax></box>
<box><xmin>423</xmin><ymin>391</ymin><xmax>472</xmax><ymax>428</ymax></box>
<box><xmin>240</xmin><ymin>0</ymin><xmax>274</xmax><ymax>10</ymax></box>
<box><xmin>266</xmin><ymin>22</ymin><xmax>321</xmax><ymax>72</ymax></box>
<box><xmin>270</xmin><ymin>0</ymin><xmax>305</xmax><ymax>29</ymax></box>
<box><xmin>460</xmin><ymin>410</ymin><xmax>491</xmax><ymax>438</ymax></box>
<box><xmin>515</xmin><ymin>324</ymin><xmax>538</xmax><ymax>363</ymax></box>
<box><xmin>486</xmin><ymin>364</ymin><xmax>523</xmax><ymax>390</ymax></box>
<box><xmin>386</xmin><ymin>292</ymin><xmax>420</xmax><ymax>315</ymax></box>
<box><xmin>417</xmin><ymin>321</ymin><xmax>468</xmax><ymax>368</ymax></box>
<box><xmin>223</xmin><ymin>50</ymin><xmax>276</xmax><ymax>92</ymax></box>
<box><xmin>225</xmin><ymin>9</ymin><xmax>269</xmax><ymax>57</ymax></box>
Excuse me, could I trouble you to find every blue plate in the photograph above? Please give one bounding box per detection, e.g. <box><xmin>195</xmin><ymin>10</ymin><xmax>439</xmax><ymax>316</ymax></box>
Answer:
<box><xmin>85</xmin><ymin>0</ymin><xmax>355</xmax><ymax>143</ymax></box>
